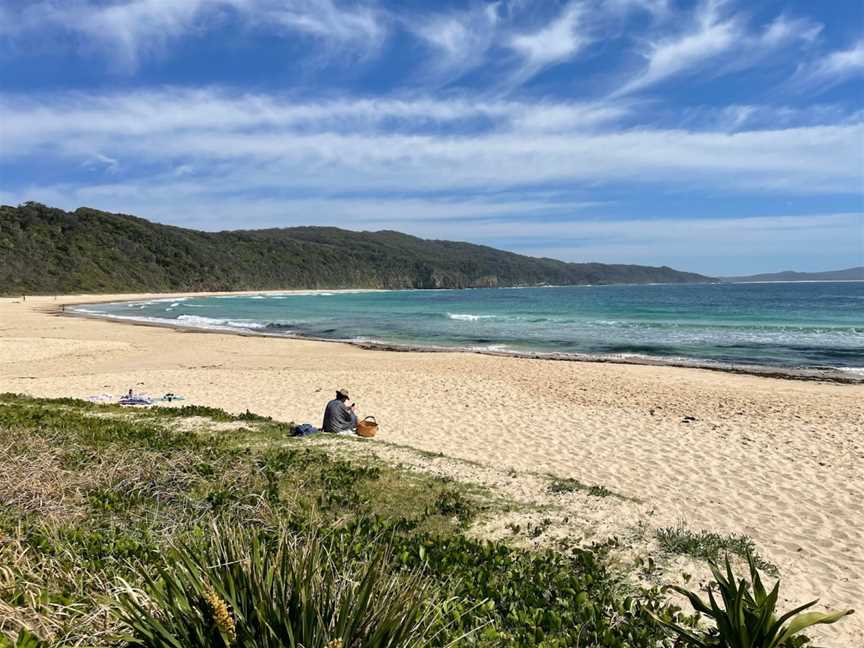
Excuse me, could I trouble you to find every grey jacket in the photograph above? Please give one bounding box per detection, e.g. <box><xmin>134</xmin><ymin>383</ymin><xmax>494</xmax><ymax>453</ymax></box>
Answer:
<box><xmin>322</xmin><ymin>399</ymin><xmax>357</xmax><ymax>432</ymax></box>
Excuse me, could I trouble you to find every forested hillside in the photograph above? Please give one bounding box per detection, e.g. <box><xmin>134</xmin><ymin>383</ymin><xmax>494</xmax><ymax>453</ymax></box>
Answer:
<box><xmin>723</xmin><ymin>267</ymin><xmax>864</xmax><ymax>282</ymax></box>
<box><xmin>1</xmin><ymin>202</ymin><xmax>711</xmax><ymax>294</ymax></box>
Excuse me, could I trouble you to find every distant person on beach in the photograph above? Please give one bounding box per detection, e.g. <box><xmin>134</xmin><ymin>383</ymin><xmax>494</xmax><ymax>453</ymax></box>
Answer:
<box><xmin>322</xmin><ymin>388</ymin><xmax>357</xmax><ymax>433</ymax></box>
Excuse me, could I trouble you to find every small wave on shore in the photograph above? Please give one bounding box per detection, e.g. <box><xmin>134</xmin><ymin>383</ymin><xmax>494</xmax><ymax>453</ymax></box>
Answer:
<box><xmin>175</xmin><ymin>314</ymin><xmax>268</xmax><ymax>330</ymax></box>
<box><xmin>447</xmin><ymin>313</ymin><xmax>497</xmax><ymax>321</ymax></box>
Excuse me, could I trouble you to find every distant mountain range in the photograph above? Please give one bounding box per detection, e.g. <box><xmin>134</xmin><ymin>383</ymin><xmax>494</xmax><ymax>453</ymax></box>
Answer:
<box><xmin>1</xmin><ymin>202</ymin><xmax>711</xmax><ymax>295</ymax></box>
<box><xmin>722</xmin><ymin>267</ymin><xmax>864</xmax><ymax>283</ymax></box>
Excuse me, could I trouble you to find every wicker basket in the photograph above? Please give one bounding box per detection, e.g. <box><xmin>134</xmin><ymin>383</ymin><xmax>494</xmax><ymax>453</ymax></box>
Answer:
<box><xmin>356</xmin><ymin>416</ymin><xmax>378</xmax><ymax>438</ymax></box>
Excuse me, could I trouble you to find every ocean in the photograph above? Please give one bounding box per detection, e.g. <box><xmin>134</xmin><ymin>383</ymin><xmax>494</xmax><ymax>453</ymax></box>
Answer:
<box><xmin>74</xmin><ymin>282</ymin><xmax>864</xmax><ymax>376</ymax></box>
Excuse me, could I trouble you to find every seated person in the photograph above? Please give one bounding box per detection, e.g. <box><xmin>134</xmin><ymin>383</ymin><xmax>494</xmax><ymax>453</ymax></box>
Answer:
<box><xmin>322</xmin><ymin>388</ymin><xmax>357</xmax><ymax>433</ymax></box>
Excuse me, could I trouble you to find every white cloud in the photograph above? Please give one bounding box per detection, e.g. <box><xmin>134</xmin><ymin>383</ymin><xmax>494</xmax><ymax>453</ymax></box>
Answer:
<box><xmin>615</xmin><ymin>1</ymin><xmax>823</xmax><ymax>96</ymax></box>
<box><xmin>255</xmin><ymin>0</ymin><xmax>386</xmax><ymax>58</ymax></box>
<box><xmin>508</xmin><ymin>3</ymin><xmax>591</xmax><ymax>84</ymax></box>
<box><xmin>760</xmin><ymin>14</ymin><xmax>821</xmax><ymax>48</ymax></box>
<box><xmin>0</xmin><ymin>91</ymin><xmax>630</xmax><ymax>151</ymax></box>
<box><xmin>792</xmin><ymin>40</ymin><xmax>864</xmax><ymax>92</ymax></box>
<box><xmin>2</xmin><ymin>90</ymin><xmax>860</xmax><ymax>197</ymax></box>
<box><xmin>677</xmin><ymin>102</ymin><xmax>863</xmax><ymax>132</ymax></box>
<box><xmin>82</xmin><ymin>152</ymin><xmax>120</xmax><ymax>173</ymax></box>
<box><xmin>507</xmin><ymin>101</ymin><xmax>632</xmax><ymax>131</ymax></box>
<box><xmin>406</xmin><ymin>3</ymin><xmax>500</xmax><ymax>81</ymax></box>
<box><xmin>614</xmin><ymin>0</ymin><xmax>739</xmax><ymax>95</ymax></box>
<box><xmin>1</xmin><ymin>0</ymin><xmax>386</xmax><ymax>70</ymax></box>
<box><xmin>29</xmin><ymin>0</ymin><xmax>217</xmax><ymax>68</ymax></box>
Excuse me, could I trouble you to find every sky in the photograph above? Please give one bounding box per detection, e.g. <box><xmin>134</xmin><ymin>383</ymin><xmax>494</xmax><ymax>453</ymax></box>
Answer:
<box><xmin>0</xmin><ymin>0</ymin><xmax>862</xmax><ymax>275</ymax></box>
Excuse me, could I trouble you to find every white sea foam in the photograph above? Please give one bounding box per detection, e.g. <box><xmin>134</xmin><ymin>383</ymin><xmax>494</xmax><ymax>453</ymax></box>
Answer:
<box><xmin>83</xmin><ymin>313</ymin><xmax>176</xmax><ymax>326</ymax></box>
<box><xmin>176</xmin><ymin>315</ymin><xmax>222</xmax><ymax>326</ymax></box>
<box><xmin>447</xmin><ymin>313</ymin><xmax>496</xmax><ymax>321</ymax></box>
<box><xmin>144</xmin><ymin>297</ymin><xmax>188</xmax><ymax>304</ymax></box>
<box><xmin>838</xmin><ymin>367</ymin><xmax>864</xmax><ymax>376</ymax></box>
<box><xmin>175</xmin><ymin>315</ymin><xmax>267</xmax><ymax>330</ymax></box>
<box><xmin>470</xmin><ymin>344</ymin><xmax>511</xmax><ymax>352</ymax></box>
<box><xmin>228</xmin><ymin>320</ymin><xmax>267</xmax><ymax>329</ymax></box>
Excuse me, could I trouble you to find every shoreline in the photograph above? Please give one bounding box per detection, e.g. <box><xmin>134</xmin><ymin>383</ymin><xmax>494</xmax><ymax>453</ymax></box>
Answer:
<box><xmin>62</xmin><ymin>295</ymin><xmax>864</xmax><ymax>385</ymax></box>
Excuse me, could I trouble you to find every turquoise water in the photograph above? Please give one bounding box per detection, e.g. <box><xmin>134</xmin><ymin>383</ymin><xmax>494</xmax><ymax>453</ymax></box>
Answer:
<box><xmin>76</xmin><ymin>282</ymin><xmax>864</xmax><ymax>372</ymax></box>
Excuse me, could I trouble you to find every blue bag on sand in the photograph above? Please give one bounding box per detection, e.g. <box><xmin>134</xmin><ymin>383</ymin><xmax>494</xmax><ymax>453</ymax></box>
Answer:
<box><xmin>292</xmin><ymin>423</ymin><xmax>319</xmax><ymax>437</ymax></box>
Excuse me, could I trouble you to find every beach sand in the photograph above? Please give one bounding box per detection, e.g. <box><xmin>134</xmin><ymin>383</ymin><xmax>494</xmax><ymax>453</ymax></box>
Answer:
<box><xmin>1</xmin><ymin>293</ymin><xmax>862</xmax><ymax>645</ymax></box>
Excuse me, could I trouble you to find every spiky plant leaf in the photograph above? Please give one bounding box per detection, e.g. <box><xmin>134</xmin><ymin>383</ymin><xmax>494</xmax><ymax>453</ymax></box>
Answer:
<box><xmin>116</xmin><ymin>523</ymin><xmax>456</xmax><ymax>648</ymax></box>
<box><xmin>656</xmin><ymin>552</ymin><xmax>854</xmax><ymax>648</ymax></box>
<box><xmin>771</xmin><ymin>609</ymin><xmax>855</xmax><ymax>648</ymax></box>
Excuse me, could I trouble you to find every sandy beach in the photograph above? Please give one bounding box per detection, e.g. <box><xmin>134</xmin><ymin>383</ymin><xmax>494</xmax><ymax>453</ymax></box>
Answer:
<box><xmin>2</xmin><ymin>293</ymin><xmax>862</xmax><ymax>645</ymax></box>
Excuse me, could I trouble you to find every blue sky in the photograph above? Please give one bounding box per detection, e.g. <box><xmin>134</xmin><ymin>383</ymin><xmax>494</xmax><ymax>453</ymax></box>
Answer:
<box><xmin>1</xmin><ymin>0</ymin><xmax>862</xmax><ymax>275</ymax></box>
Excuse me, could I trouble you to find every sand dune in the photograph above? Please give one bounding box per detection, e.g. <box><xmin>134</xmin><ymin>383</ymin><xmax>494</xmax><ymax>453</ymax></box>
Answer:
<box><xmin>1</xmin><ymin>294</ymin><xmax>861</xmax><ymax>646</ymax></box>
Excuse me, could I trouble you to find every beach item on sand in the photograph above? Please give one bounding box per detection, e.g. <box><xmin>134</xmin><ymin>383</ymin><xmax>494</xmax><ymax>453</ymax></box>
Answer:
<box><xmin>156</xmin><ymin>393</ymin><xmax>186</xmax><ymax>402</ymax></box>
<box><xmin>119</xmin><ymin>394</ymin><xmax>153</xmax><ymax>406</ymax></box>
<box><xmin>356</xmin><ymin>416</ymin><xmax>378</xmax><ymax>438</ymax></box>
<box><xmin>292</xmin><ymin>423</ymin><xmax>319</xmax><ymax>437</ymax></box>
<box><xmin>86</xmin><ymin>393</ymin><xmax>114</xmax><ymax>403</ymax></box>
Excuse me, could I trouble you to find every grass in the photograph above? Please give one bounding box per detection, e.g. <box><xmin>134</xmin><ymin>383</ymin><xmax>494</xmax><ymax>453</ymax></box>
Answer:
<box><xmin>547</xmin><ymin>477</ymin><xmax>620</xmax><ymax>499</ymax></box>
<box><xmin>143</xmin><ymin>403</ymin><xmax>278</xmax><ymax>423</ymax></box>
<box><xmin>655</xmin><ymin>524</ymin><xmax>779</xmax><ymax>575</ymax></box>
<box><xmin>0</xmin><ymin>393</ymin><xmax>686</xmax><ymax>647</ymax></box>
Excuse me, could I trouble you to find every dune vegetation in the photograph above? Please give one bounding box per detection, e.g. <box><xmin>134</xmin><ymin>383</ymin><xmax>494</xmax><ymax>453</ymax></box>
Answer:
<box><xmin>0</xmin><ymin>395</ymin><xmax>851</xmax><ymax>647</ymax></box>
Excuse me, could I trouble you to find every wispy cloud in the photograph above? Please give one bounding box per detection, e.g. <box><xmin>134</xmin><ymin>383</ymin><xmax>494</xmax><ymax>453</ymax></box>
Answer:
<box><xmin>82</xmin><ymin>152</ymin><xmax>120</xmax><ymax>174</ymax></box>
<box><xmin>508</xmin><ymin>3</ymin><xmax>591</xmax><ymax>85</ymax></box>
<box><xmin>760</xmin><ymin>14</ymin><xmax>821</xmax><ymax>49</ymax></box>
<box><xmin>680</xmin><ymin>103</ymin><xmax>864</xmax><ymax>132</ymax></box>
<box><xmin>792</xmin><ymin>40</ymin><xmax>864</xmax><ymax>93</ymax></box>
<box><xmin>405</xmin><ymin>3</ymin><xmax>500</xmax><ymax>82</ymax></box>
<box><xmin>2</xmin><ymin>89</ymin><xmax>860</xmax><ymax>197</ymax></box>
<box><xmin>22</xmin><ymin>0</ymin><xmax>217</xmax><ymax>69</ymax></box>
<box><xmin>614</xmin><ymin>0</ymin><xmax>822</xmax><ymax>96</ymax></box>
<box><xmin>0</xmin><ymin>90</ymin><xmax>629</xmax><ymax>147</ymax></box>
<box><xmin>254</xmin><ymin>0</ymin><xmax>387</xmax><ymax>59</ymax></box>
<box><xmin>1</xmin><ymin>0</ymin><xmax>387</xmax><ymax>70</ymax></box>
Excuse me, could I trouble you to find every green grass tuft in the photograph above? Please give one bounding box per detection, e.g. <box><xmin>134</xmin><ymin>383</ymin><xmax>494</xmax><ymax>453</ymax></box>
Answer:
<box><xmin>655</xmin><ymin>524</ymin><xmax>778</xmax><ymax>575</ymax></box>
<box><xmin>547</xmin><ymin>477</ymin><xmax>617</xmax><ymax>499</ymax></box>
